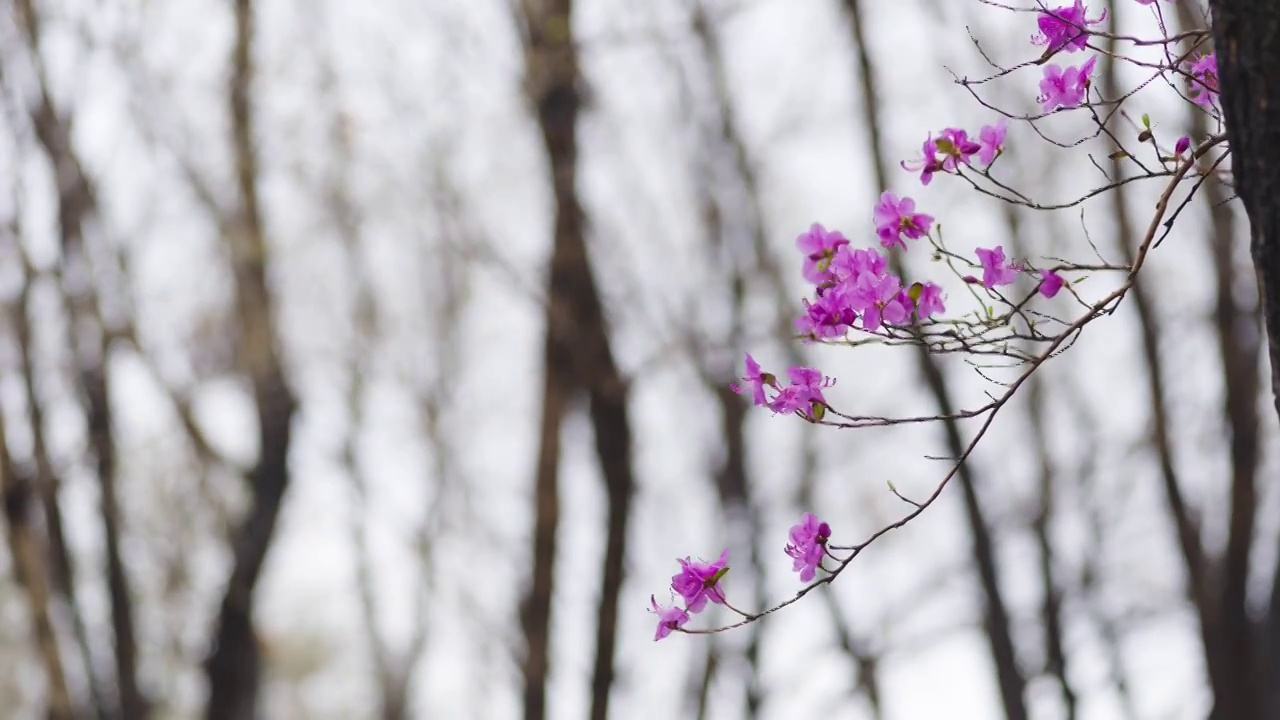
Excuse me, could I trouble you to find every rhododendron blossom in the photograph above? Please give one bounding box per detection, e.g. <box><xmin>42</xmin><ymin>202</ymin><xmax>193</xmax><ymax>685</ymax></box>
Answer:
<box><xmin>873</xmin><ymin>192</ymin><xmax>933</xmax><ymax>250</ymax></box>
<box><xmin>732</xmin><ymin>355</ymin><xmax>834</xmax><ymax>419</ymax></box>
<box><xmin>976</xmin><ymin>246</ymin><xmax>1021</xmax><ymax>288</ymax></box>
<box><xmin>977</xmin><ymin>121</ymin><xmax>1007</xmax><ymax>165</ymax></box>
<box><xmin>795</xmin><ymin>223</ymin><xmax>851</xmax><ymax>284</ymax></box>
<box><xmin>1032</xmin><ymin>0</ymin><xmax>1106</xmax><ymax>54</ymax></box>
<box><xmin>914</xmin><ymin>281</ymin><xmax>946</xmax><ymax>318</ymax></box>
<box><xmin>1039</xmin><ymin>269</ymin><xmax>1066</xmax><ymax>298</ymax></box>
<box><xmin>1039</xmin><ymin>56</ymin><xmax>1097</xmax><ymax>111</ymax></box>
<box><xmin>730</xmin><ymin>353</ymin><xmax>775</xmax><ymax>406</ymax></box>
<box><xmin>649</xmin><ymin>596</ymin><xmax>690</xmax><ymax>641</ymax></box>
<box><xmin>671</xmin><ymin>550</ymin><xmax>730</xmax><ymax>614</ymax></box>
<box><xmin>785</xmin><ymin>513</ymin><xmax>831</xmax><ymax>582</ymax></box>
<box><xmin>1188</xmin><ymin>53</ymin><xmax>1219</xmax><ymax>109</ymax></box>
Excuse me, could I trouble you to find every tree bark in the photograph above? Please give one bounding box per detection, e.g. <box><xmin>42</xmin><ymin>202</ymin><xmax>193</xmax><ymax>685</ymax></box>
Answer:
<box><xmin>1207</xmin><ymin>2</ymin><xmax>1280</xmax><ymax>717</ymax></box>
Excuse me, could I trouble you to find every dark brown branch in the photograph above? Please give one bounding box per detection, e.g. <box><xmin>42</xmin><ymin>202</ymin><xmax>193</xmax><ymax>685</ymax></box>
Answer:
<box><xmin>203</xmin><ymin>1</ymin><xmax>298</xmax><ymax>717</ymax></box>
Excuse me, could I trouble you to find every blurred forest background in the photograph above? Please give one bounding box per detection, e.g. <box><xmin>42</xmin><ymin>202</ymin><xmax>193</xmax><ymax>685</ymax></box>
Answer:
<box><xmin>0</xmin><ymin>0</ymin><xmax>1275</xmax><ymax>718</ymax></box>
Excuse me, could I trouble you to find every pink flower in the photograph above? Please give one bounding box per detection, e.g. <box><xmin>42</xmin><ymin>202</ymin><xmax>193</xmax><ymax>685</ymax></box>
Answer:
<box><xmin>785</xmin><ymin>513</ymin><xmax>831</xmax><ymax>582</ymax></box>
<box><xmin>1038</xmin><ymin>56</ymin><xmax>1097</xmax><ymax>111</ymax></box>
<box><xmin>1032</xmin><ymin>1</ymin><xmax>1106</xmax><ymax>54</ymax></box>
<box><xmin>915</xmin><ymin>281</ymin><xmax>946</xmax><ymax>318</ymax></box>
<box><xmin>796</xmin><ymin>223</ymin><xmax>851</xmax><ymax>284</ymax></box>
<box><xmin>671</xmin><ymin>550</ymin><xmax>729</xmax><ymax>614</ymax></box>
<box><xmin>768</xmin><ymin>366</ymin><xmax>835</xmax><ymax>417</ymax></box>
<box><xmin>902</xmin><ymin>134</ymin><xmax>944</xmax><ymax>185</ymax></box>
<box><xmin>795</xmin><ymin>292</ymin><xmax>856</xmax><ymax>341</ymax></box>
<box><xmin>977</xmin><ymin>120</ymin><xmax>1007</xmax><ymax>165</ymax></box>
<box><xmin>976</xmin><ymin>246</ymin><xmax>1021</xmax><ymax>288</ymax></box>
<box><xmin>1174</xmin><ymin>135</ymin><xmax>1191</xmax><ymax>157</ymax></box>
<box><xmin>649</xmin><ymin>595</ymin><xmax>690</xmax><ymax>641</ymax></box>
<box><xmin>1187</xmin><ymin>53</ymin><xmax>1218</xmax><ymax>109</ymax></box>
<box><xmin>730</xmin><ymin>354</ymin><xmax>776</xmax><ymax>407</ymax></box>
<box><xmin>829</xmin><ymin>246</ymin><xmax>888</xmax><ymax>284</ymax></box>
<box><xmin>1039</xmin><ymin>269</ymin><xmax>1066</xmax><ymax>298</ymax></box>
<box><xmin>873</xmin><ymin>192</ymin><xmax>934</xmax><ymax>250</ymax></box>
<box><xmin>936</xmin><ymin>128</ymin><xmax>982</xmax><ymax>171</ymax></box>
<box><xmin>852</xmin><ymin>271</ymin><xmax>905</xmax><ymax>332</ymax></box>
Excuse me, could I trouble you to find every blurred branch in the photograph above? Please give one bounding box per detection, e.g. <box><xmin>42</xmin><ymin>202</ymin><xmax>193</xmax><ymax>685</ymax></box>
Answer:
<box><xmin>0</xmin><ymin>397</ymin><xmax>74</xmax><ymax>719</ymax></box>
<box><xmin>10</xmin><ymin>0</ymin><xmax>146</xmax><ymax>715</ymax></box>
<box><xmin>203</xmin><ymin>1</ymin><xmax>298</xmax><ymax>717</ymax></box>
<box><xmin>840</xmin><ymin>1</ymin><xmax>1030</xmax><ymax>717</ymax></box>
<box><xmin>1097</xmin><ymin>7</ymin><xmax>1229</xmax><ymax>716</ymax></box>
<box><xmin>517</xmin><ymin>3</ymin><xmax>641</xmax><ymax>720</ymax></box>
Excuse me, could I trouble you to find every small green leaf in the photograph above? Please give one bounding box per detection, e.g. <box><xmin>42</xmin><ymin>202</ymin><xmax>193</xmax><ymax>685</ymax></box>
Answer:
<box><xmin>1108</xmin><ymin>149</ymin><xmax>1130</xmax><ymax>160</ymax></box>
<box><xmin>935</xmin><ymin>137</ymin><xmax>957</xmax><ymax>155</ymax></box>
<box><xmin>1141</xmin><ymin>113</ymin><xmax>1151</xmax><ymax>129</ymax></box>
<box><xmin>710</xmin><ymin>566</ymin><xmax>730</xmax><ymax>585</ymax></box>
<box><xmin>907</xmin><ymin>282</ymin><xmax>924</xmax><ymax>303</ymax></box>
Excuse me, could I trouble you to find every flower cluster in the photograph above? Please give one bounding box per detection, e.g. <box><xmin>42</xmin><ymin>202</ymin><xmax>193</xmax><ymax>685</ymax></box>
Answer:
<box><xmin>1031</xmin><ymin>2</ymin><xmax>1101</xmax><ymax>111</ymax></box>
<box><xmin>795</xmin><ymin>246</ymin><xmax>945</xmax><ymax>338</ymax></box>
<box><xmin>902</xmin><ymin>123</ymin><xmax>1005</xmax><ymax>185</ymax></box>
<box><xmin>649</xmin><ymin>514</ymin><xmax>832</xmax><ymax>641</ymax></box>
<box><xmin>731</xmin><ymin>354</ymin><xmax>835</xmax><ymax>419</ymax></box>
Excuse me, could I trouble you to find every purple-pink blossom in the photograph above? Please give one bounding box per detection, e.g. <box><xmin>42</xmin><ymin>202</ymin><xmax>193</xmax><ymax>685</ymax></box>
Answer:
<box><xmin>936</xmin><ymin>128</ymin><xmax>982</xmax><ymax>171</ymax></box>
<box><xmin>796</xmin><ymin>292</ymin><xmax>857</xmax><ymax>341</ymax></box>
<box><xmin>976</xmin><ymin>246</ymin><xmax>1021</xmax><ymax>288</ymax></box>
<box><xmin>768</xmin><ymin>366</ymin><xmax>835</xmax><ymax>418</ymax></box>
<box><xmin>914</xmin><ymin>281</ymin><xmax>946</xmax><ymax>319</ymax></box>
<box><xmin>649</xmin><ymin>595</ymin><xmax>690</xmax><ymax>641</ymax></box>
<box><xmin>977</xmin><ymin>121</ymin><xmax>1007</xmax><ymax>165</ymax></box>
<box><xmin>902</xmin><ymin>134</ymin><xmax>944</xmax><ymax>185</ymax></box>
<box><xmin>1039</xmin><ymin>269</ymin><xmax>1066</xmax><ymax>298</ymax></box>
<box><xmin>731</xmin><ymin>354</ymin><xmax>776</xmax><ymax>407</ymax></box>
<box><xmin>1174</xmin><ymin>135</ymin><xmax>1191</xmax><ymax>157</ymax></box>
<box><xmin>671</xmin><ymin>550</ymin><xmax>729</xmax><ymax>614</ymax></box>
<box><xmin>873</xmin><ymin>192</ymin><xmax>934</xmax><ymax>250</ymax></box>
<box><xmin>1032</xmin><ymin>1</ymin><xmax>1106</xmax><ymax>54</ymax></box>
<box><xmin>852</xmin><ymin>272</ymin><xmax>911</xmax><ymax>332</ymax></box>
<box><xmin>1038</xmin><ymin>56</ymin><xmax>1097</xmax><ymax>111</ymax></box>
<box><xmin>795</xmin><ymin>223</ymin><xmax>851</xmax><ymax>284</ymax></box>
<box><xmin>731</xmin><ymin>355</ymin><xmax>836</xmax><ymax>419</ymax></box>
<box><xmin>1187</xmin><ymin>53</ymin><xmax>1218</xmax><ymax>109</ymax></box>
<box><xmin>785</xmin><ymin>512</ymin><xmax>831</xmax><ymax>582</ymax></box>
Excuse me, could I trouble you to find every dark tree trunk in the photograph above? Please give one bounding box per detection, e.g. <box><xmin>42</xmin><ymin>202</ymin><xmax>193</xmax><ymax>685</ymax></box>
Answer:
<box><xmin>204</xmin><ymin>1</ymin><xmax>298</xmax><ymax>717</ymax></box>
<box><xmin>1208</xmin><ymin>3</ymin><xmax>1280</xmax><ymax>718</ymax></box>
<box><xmin>517</xmin><ymin>3</ymin><xmax>638</xmax><ymax>720</ymax></box>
